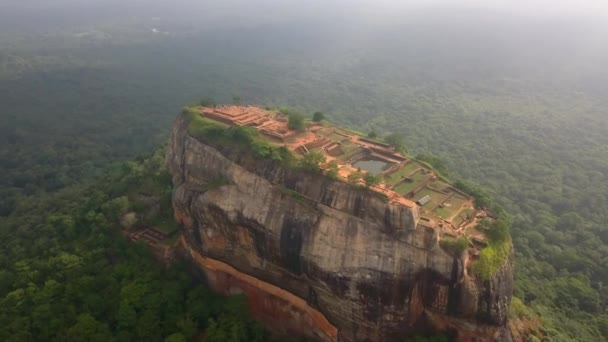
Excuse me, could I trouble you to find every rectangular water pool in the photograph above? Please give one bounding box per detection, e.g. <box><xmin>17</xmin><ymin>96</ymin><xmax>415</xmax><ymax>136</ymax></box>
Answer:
<box><xmin>352</xmin><ymin>159</ymin><xmax>389</xmax><ymax>174</ymax></box>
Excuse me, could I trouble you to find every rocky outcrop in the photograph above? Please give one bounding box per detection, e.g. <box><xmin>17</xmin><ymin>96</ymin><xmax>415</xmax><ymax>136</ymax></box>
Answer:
<box><xmin>167</xmin><ymin>114</ymin><xmax>513</xmax><ymax>341</ymax></box>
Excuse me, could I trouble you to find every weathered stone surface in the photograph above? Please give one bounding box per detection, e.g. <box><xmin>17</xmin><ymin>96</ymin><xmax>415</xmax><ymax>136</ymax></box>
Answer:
<box><xmin>167</xmin><ymin>114</ymin><xmax>513</xmax><ymax>341</ymax></box>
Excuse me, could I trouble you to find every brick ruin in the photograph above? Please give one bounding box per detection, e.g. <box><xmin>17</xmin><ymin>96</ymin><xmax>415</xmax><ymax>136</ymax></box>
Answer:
<box><xmin>199</xmin><ymin>106</ymin><xmax>488</xmax><ymax>248</ymax></box>
<box><xmin>201</xmin><ymin>105</ymin><xmax>296</xmax><ymax>141</ymax></box>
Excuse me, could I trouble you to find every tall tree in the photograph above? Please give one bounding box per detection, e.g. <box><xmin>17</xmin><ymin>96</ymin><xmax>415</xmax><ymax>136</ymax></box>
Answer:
<box><xmin>288</xmin><ymin>113</ymin><xmax>306</xmax><ymax>131</ymax></box>
<box><xmin>312</xmin><ymin>112</ymin><xmax>325</xmax><ymax>122</ymax></box>
<box><xmin>363</xmin><ymin>173</ymin><xmax>381</xmax><ymax>188</ymax></box>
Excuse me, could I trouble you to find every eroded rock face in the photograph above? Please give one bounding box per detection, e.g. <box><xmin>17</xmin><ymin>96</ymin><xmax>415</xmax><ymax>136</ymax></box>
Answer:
<box><xmin>167</xmin><ymin>114</ymin><xmax>513</xmax><ymax>341</ymax></box>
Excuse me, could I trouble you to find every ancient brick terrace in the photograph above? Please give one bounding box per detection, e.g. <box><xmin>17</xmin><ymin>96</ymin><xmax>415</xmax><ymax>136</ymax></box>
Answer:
<box><xmin>199</xmin><ymin>105</ymin><xmax>486</xmax><ymax>245</ymax></box>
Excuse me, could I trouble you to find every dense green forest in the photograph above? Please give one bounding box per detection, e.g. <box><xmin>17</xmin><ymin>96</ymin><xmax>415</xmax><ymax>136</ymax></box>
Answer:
<box><xmin>0</xmin><ymin>148</ymin><xmax>278</xmax><ymax>341</ymax></box>
<box><xmin>1</xmin><ymin>2</ymin><xmax>607</xmax><ymax>341</ymax></box>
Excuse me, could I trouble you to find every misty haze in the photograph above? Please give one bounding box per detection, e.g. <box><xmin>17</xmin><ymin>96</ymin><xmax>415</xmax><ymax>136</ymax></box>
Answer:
<box><xmin>0</xmin><ymin>1</ymin><xmax>607</xmax><ymax>341</ymax></box>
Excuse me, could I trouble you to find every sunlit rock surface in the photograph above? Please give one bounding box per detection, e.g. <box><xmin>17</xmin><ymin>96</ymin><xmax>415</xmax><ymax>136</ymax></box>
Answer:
<box><xmin>167</xmin><ymin>114</ymin><xmax>513</xmax><ymax>341</ymax></box>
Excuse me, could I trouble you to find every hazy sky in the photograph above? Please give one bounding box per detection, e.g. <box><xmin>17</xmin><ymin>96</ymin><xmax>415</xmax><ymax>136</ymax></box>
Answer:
<box><xmin>3</xmin><ymin>0</ymin><xmax>608</xmax><ymax>17</ymax></box>
<box><xmin>415</xmin><ymin>0</ymin><xmax>608</xmax><ymax>15</ymax></box>
<box><xmin>1</xmin><ymin>0</ymin><xmax>606</xmax><ymax>74</ymax></box>
<box><xmin>2</xmin><ymin>0</ymin><xmax>606</xmax><ymax>31</ymax></box>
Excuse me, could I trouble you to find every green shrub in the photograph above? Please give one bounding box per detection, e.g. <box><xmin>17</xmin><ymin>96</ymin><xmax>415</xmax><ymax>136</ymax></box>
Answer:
<box><xmin>363</xmin><ymin>173</ymin><xmax>381</xmax><ymax>187</ymax></box>
<box><xmin>187</xmin><ymin>115</ymin><xmax>226</xmax><ymax>141</ymax></box>
<box><xmin>270</xmin><ymin>146</ymin><xmax>297</xmax><ymax>166</ymax></box>
<box><xmin>228</xmin><ymin>125</ymin><xmax>258</xmax><ymax>144</ymax></box>
<box><xmin>312</xmin><ymin>111</ymin><xmax>325</xmax><ymax>122</ymax></box>
<box><xmin>347</xmin><ymin>171</ymin><xmax>363</xmax><ymax>185</ymax></box>
<box><xmin>472</xmin><ymin>240</ymin><xmax>511</xmax><ymax>280</ymax></box>
<box><xmin>287</xmin><ymin>113</ymin><xmax>306</xmax><ymax>131</ymax></box>
<box><xmin>326</xmin><ymin>161</ymin><xmax>339</xmax><ymax>179</ymax></box>
<box><xmin>184</xmin><ymin>107</ymin><xmax>296</xmax><ymax>165</ymax></box>
<box><xmin>299</xmin><ymin>152</ymin><xmax>326</xmax><ymax>172</ymax></box>
<box><xmin>509</xmin><ymin>297</ymin><xmax>533</xmax><ymax>319</ymax></box>
<box><xmin>439</xmin><ymin>236</ymin><xmax>469</xmax><ymax>255</ymax></box>
<box><xmin>487</xmin><ymin>219</ymin><xmax>510</xmax><ymax>244</ymax></box>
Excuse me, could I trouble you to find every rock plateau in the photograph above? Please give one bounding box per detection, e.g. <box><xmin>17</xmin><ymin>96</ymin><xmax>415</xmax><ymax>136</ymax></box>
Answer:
<box><xmin>166</xmin><ymin>112</ymin><xmax>513</xmax><ymax>341</ymax></box>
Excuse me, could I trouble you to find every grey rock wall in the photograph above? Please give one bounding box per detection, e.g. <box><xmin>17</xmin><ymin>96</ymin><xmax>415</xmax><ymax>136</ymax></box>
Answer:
<box><xmin>167</xmin><ymin>114</ymin><xmax>513</xmax><ymax>341</ymax></box>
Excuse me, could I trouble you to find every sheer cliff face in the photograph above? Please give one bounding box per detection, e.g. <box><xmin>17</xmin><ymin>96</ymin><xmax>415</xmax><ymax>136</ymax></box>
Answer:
<box><xmin>167</xmin><ymin>114</ymin><xmax>513</xmax><ymax>342</ymax></box>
